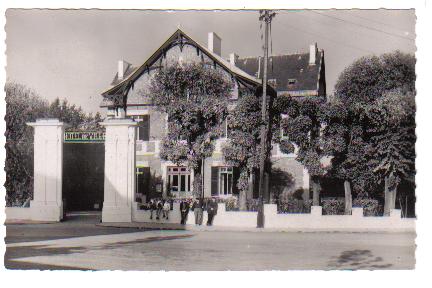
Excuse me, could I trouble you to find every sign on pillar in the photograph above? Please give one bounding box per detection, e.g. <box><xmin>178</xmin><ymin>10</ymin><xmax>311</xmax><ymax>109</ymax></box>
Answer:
<box><xmin>100</xmin><ymin>118</ymin><xmax>137</xmax><ymax>222</ymax></box>
<box><xmin>27</xmin><ymin>119</ymin><xmax>65</xmax><ymax>221</ymax></box>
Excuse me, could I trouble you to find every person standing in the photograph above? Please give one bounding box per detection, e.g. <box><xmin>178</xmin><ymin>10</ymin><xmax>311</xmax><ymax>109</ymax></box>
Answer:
<box><xmin>163</xmin><ymin>200</ymin><xmax>171</xmax><ymax>220</ymax></box>
<box><xmin>149</xmin><ymin>199</ymin><xmax>156</xmax><ymax>220</ymax></box>
<box><xmin>192</xmin><ymin>198</ymin><xmax>204</xmax><ymax>225</ymax></box>
<box><xmin>180</xmin><ymin>199</ymin><xmax>190</xmax><ymax>225</ymax></box>
<box><xmin>156</xmin><ymin>199</ymin><xmax>163</xmax><ymax>220</ymax></box>
<box><xmin>206</xmin><ymin>198</ymin><xmax>218</xmax><ymax>226</ymax></box>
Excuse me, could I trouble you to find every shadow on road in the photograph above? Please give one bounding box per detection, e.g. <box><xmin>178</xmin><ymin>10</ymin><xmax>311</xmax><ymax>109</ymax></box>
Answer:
<box><xmin>5</xmin><ymin>232</ymin><xmax>194</xmax><ymax>270</ymax></box>
<box><xmin>327</xmin><ymin>249</ymin><xmax>393</xmax><ymax>270</ymax></box>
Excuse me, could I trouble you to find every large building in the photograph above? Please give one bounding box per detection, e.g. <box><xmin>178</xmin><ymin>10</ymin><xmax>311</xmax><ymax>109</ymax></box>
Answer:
<box><xmin>100</xmin><ymin>29</ymin><xmax>326</xmax><ymax>203</ymax></box>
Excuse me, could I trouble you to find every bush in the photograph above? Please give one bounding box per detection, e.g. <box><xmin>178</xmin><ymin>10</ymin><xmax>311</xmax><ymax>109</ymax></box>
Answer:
<box><xmin>278</xmin><ymin>195</ymin><xmax>312</xmax><ymax>213</ymax></box>
<box><xmin>353</xmin><ymin>198</ymin><xmax>381</xmax><ymax>216</ymax></box>
<box><xmin>246</xmin><ymin>199</ymin><xmax>260</xmax><ymax>212</ymax></box>
<box><xmin>212</xmin><ymin>196</ymin><xmax>259</xmax><ymax>212</ymax></box>
<box><xmin>322</xmin><ymin>199</ymin><xmax>345</xmax><ymax>215</ymax></box>
<box><xmin>224</xmin><ymin>197</ymin><xmax>239</xmax><ymax>211</ymax></box>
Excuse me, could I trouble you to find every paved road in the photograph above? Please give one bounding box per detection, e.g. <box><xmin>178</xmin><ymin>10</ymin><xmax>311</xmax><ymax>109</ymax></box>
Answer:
<box><xmin>5</xmin><ymin>212</ymin><xmax>415</xmax><ymax>270</ymax></box>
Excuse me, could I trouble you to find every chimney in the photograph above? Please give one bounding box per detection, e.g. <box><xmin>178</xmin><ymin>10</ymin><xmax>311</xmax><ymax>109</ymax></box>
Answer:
<box><xmin>208</xmin><ymin>32</ymin><xmax>222</xmax><ymax>56</ymax></box>
<box><xmin>229</xmin><ymin>53</ymin><xmax>239</xmax><ymax>66</ymax></box>
<box><xmin>309</xmin><ymin>43</ymin><xmax>317</xmax><ymax>65</ymax></box>
<box><xmin>118</xmin><ymin>60</ymin><xmax>130</xmax><ymax>80</ymax></box>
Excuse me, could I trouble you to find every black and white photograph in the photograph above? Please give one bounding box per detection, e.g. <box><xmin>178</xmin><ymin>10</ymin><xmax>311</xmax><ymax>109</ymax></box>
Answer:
<box><xmin>1</xmin><ymin>1</ymin><xmax>429</xmax><ymax>278</ymax></box>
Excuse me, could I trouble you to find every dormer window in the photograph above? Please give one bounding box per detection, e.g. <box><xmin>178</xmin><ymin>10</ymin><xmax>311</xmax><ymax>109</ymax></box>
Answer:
<box><xmin>287</xmin><ymin>79</ymin><xmax>297</xmax><ymax>87</ymax></box>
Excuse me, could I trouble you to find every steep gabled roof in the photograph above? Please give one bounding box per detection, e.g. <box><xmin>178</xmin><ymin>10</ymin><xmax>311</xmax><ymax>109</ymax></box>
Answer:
<box><xmin>101</xmin><ymin>29</ymin><xmax>261</xmax><ymax>98</ymax></box>
<box><xmin>236</xmin><ymin>51</ymin><xmax>324</xmax><ymax>93</ymax></box>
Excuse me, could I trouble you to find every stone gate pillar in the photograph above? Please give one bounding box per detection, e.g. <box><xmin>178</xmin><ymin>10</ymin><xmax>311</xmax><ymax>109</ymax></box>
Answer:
<box><xmin>27</xmin><ymin>119</ymin><xmax>65</xmax><ymax>221</ymax></box>
<box><xmin>100</xmin><ymin>118</ymin><xmax>137</xmax><ymax>222</ymax></box>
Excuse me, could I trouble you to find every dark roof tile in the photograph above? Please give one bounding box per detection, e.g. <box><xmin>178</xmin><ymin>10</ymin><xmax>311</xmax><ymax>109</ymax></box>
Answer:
<box><xmin>235</xmin><ymin>51</ymin><xmax>323</xmax><ymax>92</ymax></box>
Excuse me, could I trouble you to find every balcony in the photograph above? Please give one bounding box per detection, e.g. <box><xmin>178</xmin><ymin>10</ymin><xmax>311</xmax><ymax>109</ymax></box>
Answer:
<box><xmin>136</xmin><ymin>140</ymin><xmax>160</xmax><ymax>156</ymax></box>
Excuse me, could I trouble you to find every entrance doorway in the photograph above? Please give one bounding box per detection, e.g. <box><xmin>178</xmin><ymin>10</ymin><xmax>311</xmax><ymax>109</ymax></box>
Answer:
<box><xmin>62</xmin><ymin>143</ymin><xmax>105</xmax><ymax>212</ymax></box>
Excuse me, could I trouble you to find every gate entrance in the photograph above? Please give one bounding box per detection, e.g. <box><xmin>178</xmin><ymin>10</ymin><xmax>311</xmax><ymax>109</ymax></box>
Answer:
<box><xmin>62</xmin><ymin>132</ymin><xmax>105</xmax><ymax>212</ymax></box>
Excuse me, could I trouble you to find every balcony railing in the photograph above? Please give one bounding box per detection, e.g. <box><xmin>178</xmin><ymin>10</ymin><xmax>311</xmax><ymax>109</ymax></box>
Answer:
<box><xmin>136</xmin><ymin>140</ymin><xmax>160</xmax><ymax>156</ymax></box>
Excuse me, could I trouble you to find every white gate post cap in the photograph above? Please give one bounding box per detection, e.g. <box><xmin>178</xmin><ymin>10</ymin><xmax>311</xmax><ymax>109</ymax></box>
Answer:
<box><xmin>27</xmin><ymin>118</ymin><xmax>65</xmax><ymax>127</ymax></box>
<box><xmin>99</xmin><ymin>118</ymin><xmax>138</xmax><ymax>127</ymax></box>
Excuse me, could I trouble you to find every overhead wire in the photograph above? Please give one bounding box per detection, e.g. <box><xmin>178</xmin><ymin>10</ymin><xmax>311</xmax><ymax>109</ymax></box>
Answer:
<box><xmin>308</xmin><ymin>10</ymin><xmax>415</xmax><ymax>42</ymax></box>
<box><xmin>276</xmin><ymin>10</ymin><xmax>396</xmax><ymax>54</ymax></box>
<box><xmin>345</xmin><ymin>10</ymin><xmax>414</xmax><ymax>33</ymax></box>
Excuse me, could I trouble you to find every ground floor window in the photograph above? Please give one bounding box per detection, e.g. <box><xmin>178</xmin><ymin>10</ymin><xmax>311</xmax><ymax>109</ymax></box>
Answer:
<box><xmin>167</xmin><ymin>166</ymin><xmax>191</xmax><ymax>193</ymax></box>
<box><xmin>211</xmin><ymin>166</ymin><xmax>235</xmax><ymax>196</ymax></box>
<box><xmin>219</xmin><ymin>167</ymin><xmax>233</xmax><ymax>196</ymax></box>
<box><xmin>136</xmin><ymin>166</ymin><xmax>150</xmax><ymax>202</ymax></box>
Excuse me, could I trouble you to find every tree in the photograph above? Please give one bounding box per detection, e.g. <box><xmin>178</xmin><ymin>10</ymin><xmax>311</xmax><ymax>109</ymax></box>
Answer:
<box><xmin>5</xmin><ymin>83</ymin><xmax>49</xmax><ymax>206</ymax></box>
<box><xmin>277</xmin><ymin>96</ymin><xmax>326</xmax><ymax>206</ymax></box>
<box><xmin>329</xmin><ymin>51</ymin><xmax>415</xmax><ymax>214</ymax></box>
<box><xmin>364</xmin><ymin>89</ymin><xmax>415</xmax><ymax>215</ymax></box>
<box><xmin>222</xmin><ymin>89</ymin><xmax>280</xmax><ymax>209</ymax></box>
<box><xmin>5</xmin><ymin>82</ymin><xmax>105</xmax><ymax>206</ymax></box>
<box><xmin>321</xmin><ymin>101</ymin><xmax>379</xmax><ymax>214</ymax></box>
<box><xmin>335</xmin><ymin>50</ymin><xmax>415</xmax><ymax>105</ymax></box>
<box><xmin>222</xmin><ymin>93</ymin><xmax>262</xmax><ymax>210</ymax></box>
<box><xmin>147</xmin><ymin>63</ymin><xmax>233</xmax><ymax>198</ymax></box>
<box><xmin>48</xmin><ymin>98</ymin><xmax>103</xmax><ymax>131</ymax></box>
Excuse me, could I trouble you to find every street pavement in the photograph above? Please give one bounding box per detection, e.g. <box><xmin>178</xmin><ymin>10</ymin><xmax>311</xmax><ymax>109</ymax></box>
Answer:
<box><xmin>4</xmin><ymin>212</ymin><xmax>416</xmax><ymax>270</ymax></box>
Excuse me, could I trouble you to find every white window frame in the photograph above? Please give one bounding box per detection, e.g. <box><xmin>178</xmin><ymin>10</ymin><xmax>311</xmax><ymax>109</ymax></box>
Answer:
<box><xmin>167</xmin><ymin>166</ymin><xmax>191</xmax><ymax>193</ymax></box>
<box><xmin>218</xmin><ymin>167</ymin><xmax>234</xmax><ymax>196</ymax></box>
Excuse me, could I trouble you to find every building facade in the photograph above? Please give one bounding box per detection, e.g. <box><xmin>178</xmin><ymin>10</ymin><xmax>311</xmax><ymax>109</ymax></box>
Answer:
<box><xmin>100</xmin><ymin>29</ymin><xmax>326</xmax><ymax>203</ymax></box>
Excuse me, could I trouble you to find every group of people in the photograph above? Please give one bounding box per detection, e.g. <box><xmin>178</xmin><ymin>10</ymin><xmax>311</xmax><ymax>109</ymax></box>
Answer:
<box><xmin>179</xmin><ymin>198</ymin><xmax>219</xmax><ymax>226</ymax></box>
<box><xmin>142</xmin><ymin>197</ymin><xmax>219</xmax><ymax>226</ymax></box>
<box><xmin>142</xmin><ymin>198</ymin><xmax>171</xmax><ymax>220</ymax></box>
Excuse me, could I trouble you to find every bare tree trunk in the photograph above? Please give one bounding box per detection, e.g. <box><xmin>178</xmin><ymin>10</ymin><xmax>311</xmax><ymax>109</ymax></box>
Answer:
<box><xmin>312</xmin><ymin>178</ymin><xmax>321</xmax><ymax>206</ymax></box>
<box><xmin>264</xmin><ymin>172</ymin><xmax>270</xmax><ymax>204</ymax></box>
<box><xmin>344</xmin><ymin>180</ymin><xmax>352</xmax><ymax>215</ymax></box>
<box><xmin>247</xmin><ymin>173</ymin><xmax>254</xmax><ymax>200</ymax></box>
<box><xmin>384</xmin><ymin>175</ymin><xmax>399</xmax><ymax>216</ymax></box>
<box><xmin>390</xmin><ymin>183</ymin><xmax>398</xmax><ymax>210</ymax></box>
<box><xmin>239</xmin><ymin>188</ymin><xmax>247</xmax><ymax>211</ymax></box>
<box><xmin>384</xmin><ymin>176</ymin><xmax>391</xmax><ymax>216</ymax></box>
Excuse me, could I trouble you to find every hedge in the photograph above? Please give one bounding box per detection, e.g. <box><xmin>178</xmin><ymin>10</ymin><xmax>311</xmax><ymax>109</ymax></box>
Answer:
<box><xmin>322</xmin><ymin>199</ymin><xmax>345</xmax><ymax>215</ymax></box>
<box><xmin>353</xmin><ymin>198</ymin><xmax>381</xmax><ymax>216</ymax></box>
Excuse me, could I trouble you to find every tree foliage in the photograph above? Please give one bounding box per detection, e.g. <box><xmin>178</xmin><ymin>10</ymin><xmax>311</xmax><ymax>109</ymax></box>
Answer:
<box><xmin>147</xmin><ymin>63</ymin><xmax>233</xmax><ymax>196</ymax></box>
<box><xmin>326</xmin><ymin>51</ymin><xmax>416</xmax><ymax>200</ymax></box>
<box><xmin>335</xmin><ymin>51</ymin><xmax>415</xmax><ymax>105</ymax></box>
<box><xmin>5</xmin><ymin>82</ymin><xmax>104</xmax><ymax>206</ymax></box>
<box><xmin>222</xmin><ymin>93</ymin><xmax>262</xmax><ymax>173</ymax></box>
<box><xmin>365</xmin><ymin>89</ymin><xmax>416</xmax><ymax>189</ymax></box>
<box><xmin>321</xmin><ymin>101</ymin><xmax>379</xmax><ymax>197</ymax></box>
<box><xmin>276</xmin><ymin>96</ymin><xmax>326</xmax><ymax>204</ymax></box>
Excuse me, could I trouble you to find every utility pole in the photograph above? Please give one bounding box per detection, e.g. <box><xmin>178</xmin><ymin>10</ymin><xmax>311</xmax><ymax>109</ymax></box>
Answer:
<box><xmin>257</xmin><ymin>10</ymin><xmax>276</xmax><ymax>228</ymax></box>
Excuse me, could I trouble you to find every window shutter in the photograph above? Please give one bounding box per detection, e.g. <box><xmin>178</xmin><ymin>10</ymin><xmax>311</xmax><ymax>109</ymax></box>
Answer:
<box><xmin>211</xmin><ymin>167</ymin><xmax>219</xmax><ymax>196</ymax></box>
<box><xmin>139</xmin><ymin>115</ymin><xmax>150</xmax><ymax>141</ymax></box>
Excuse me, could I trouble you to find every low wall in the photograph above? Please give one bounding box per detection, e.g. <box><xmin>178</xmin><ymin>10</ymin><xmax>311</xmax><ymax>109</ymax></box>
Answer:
<box><xmin>7</xmin><ymin>203</ymin><xmax>415</xmax><ymax>232</ymax></box>
<box><xmin>5</xmin><ymin>207</ymin><xmax>33</xmax><ymax>221</ymax></box>
<box><xmin>132</xmin><ymin>203</ymin><xmax>414</xmax><ymax>232</ymax></box>
<box><xmin>6</xmin><ymin>203</ymin><xmax>63</xmax><ymax>222</ymax></box>
<box><xmin>264</xmin><ymin>205</ymin><xmax>415</xmax><ymax>232</ymax></box>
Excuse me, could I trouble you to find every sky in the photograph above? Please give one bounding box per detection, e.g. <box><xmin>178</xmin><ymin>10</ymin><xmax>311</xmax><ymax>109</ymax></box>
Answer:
<box><xmin>5</xmin><ymin>9</ymin><xmax>416</xmax><ymax>114</ymax></box>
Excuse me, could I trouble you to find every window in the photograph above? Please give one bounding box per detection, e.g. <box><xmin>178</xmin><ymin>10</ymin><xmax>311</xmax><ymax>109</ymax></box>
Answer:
<box><xmin>287</xmin><ymin>79</ymin><xmax>297</xmax><ymax>87</ymax></box>
<box><xmin>167</xmin><ymin>167</ymin><xmax>191</xmax><ymax>193</ymax></box>
<box><xmin>211</xmin><ymin>166</ymin><xmax>238</xmax><ymax>196</ymax></box>
<box><xmin>218</xmin><ymin>167</ymin><xmax>233</xmax><ymax>196</ymax></box>
<box><xmin>134</xmin><ymin>115</ymin><xmax>150</xmax><ymax>141</ymax></box>
<box><xmin>136</xmin><ymin>166</ymin><xmax>151</xmax><ymax>201</ymax></box>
